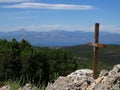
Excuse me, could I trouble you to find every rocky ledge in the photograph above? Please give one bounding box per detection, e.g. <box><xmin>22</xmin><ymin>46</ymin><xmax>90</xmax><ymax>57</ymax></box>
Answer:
<box><xmin>46</xmin><ymin>64</ymin><xmax>120</xmax><ymax>90</ymax></box>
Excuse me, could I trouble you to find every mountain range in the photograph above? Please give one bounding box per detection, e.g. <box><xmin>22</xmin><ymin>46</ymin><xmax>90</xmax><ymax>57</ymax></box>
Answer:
<box><xmin>0</xmin><ymin>29</ymin><xmax>120</xmax><ymax>46</ymax></box>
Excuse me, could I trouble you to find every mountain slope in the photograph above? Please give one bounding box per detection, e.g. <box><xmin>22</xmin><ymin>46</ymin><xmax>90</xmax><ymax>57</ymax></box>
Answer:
<box><xmin>0</xmin><ymin>29</ymin><xmax>120</xmax><ymax>46</ymax></box>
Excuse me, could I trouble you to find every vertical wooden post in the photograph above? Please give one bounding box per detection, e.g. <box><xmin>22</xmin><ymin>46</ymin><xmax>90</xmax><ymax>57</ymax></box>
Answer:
<box><xmin>87</xmin><ymin>23</ymin><xmax>106</xmax><ymax>79</ymax></box>
<box><xmin>93</xmin><ymin>23</ymin><xmax>99</xmax><ymax>79</ymax></box>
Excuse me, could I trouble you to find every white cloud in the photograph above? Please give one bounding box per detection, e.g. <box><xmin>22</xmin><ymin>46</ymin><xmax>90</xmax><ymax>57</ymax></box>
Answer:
<box><xmin>25</xmin><ymin>24</ymin><xmax>93</xmax><ymax>32</ymax></box>
<box><xmin>101</xmin><ymin>25</ymin><xmax>120</xmax><ymax>33</ymax></box>
<box><xmin>1</xmin><ymin>2</ymin><xmax>95</xmax><ymax>10</ymax></box>
<box><xmin>1</xmin><ymin>24</ymin><xmax>120</xmax><ymax>33</ymax></box>
<box><xmin>26</xmin><ymin>24</ymin><xmax>120</xmax><ymax>33</ymax></box>
<box><xmin>0</xmin><ymin>24</ymin><xmax>92</xmax><ymax>32</ymax></box>
<box><xmin>0</xmin><ymin>0</ymin><xmax>33</xmax><ymax>2</ymax></box>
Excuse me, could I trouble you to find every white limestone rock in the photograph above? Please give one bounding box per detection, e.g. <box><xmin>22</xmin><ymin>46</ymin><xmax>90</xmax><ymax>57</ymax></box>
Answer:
<box><xmin>0</xmin><ymin>85</ymin><xmax>11</xmax><ymax>90</ymax></box>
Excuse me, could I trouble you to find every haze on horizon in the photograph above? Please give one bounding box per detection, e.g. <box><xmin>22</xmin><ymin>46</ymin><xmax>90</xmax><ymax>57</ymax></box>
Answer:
<box><xmin>0</xmin><ymin>0</ymin><xmax>120</xmax><ymax>33</ymax></box>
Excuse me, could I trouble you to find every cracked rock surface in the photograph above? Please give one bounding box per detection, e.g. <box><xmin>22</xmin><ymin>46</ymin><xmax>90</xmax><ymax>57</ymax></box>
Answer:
<box><xmin>46</xmin><ymin>64</ymin><xmax>120</xmax><ymax>90</ymax></box>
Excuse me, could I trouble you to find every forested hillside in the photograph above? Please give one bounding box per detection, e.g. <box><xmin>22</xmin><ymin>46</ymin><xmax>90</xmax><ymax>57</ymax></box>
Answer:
<box><xmin>63</xmin><ymin>44</ymin><xmax>120</xmax><ymax>70</ymax></box>
<box><xmin>0</xmin><ymin>39</ymin><xmax>76</xmax><ymax>86</ymax></box>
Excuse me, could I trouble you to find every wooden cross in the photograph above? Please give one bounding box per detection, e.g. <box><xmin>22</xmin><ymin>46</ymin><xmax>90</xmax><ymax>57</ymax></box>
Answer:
<box><xmin>87</xmin><ymin>23</ymin><xmax>106</xmax><ymax>79</ymax></box>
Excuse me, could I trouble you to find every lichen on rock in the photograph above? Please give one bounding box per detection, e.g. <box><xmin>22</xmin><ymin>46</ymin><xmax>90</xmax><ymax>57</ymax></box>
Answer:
<box><xmin>46</xmin><ymin>64</ymin><xmax>120</xmax><ymax>90</ymax></box>
<box><xmin>46</xmin><ymin>69</ymin><xmax>94</xmax><ymax>90</ymax></box>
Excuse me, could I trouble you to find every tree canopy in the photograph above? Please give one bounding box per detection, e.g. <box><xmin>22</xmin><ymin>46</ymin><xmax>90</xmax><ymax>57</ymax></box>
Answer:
<box><xmin>0</xmin><ymin>39</ymin><xmax>76</xmax><ymax>85</ymax></box>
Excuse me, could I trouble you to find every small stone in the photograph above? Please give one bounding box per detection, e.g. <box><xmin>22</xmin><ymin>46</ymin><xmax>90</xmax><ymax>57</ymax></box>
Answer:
<box><xmin>18</xmin><ymin>84</ymin><xmax>32</xmax><ymax>90</ymax></box>
<box><xmin>99</xmin><ymin>70</ymin><xmax>108</xmax><ymax>77</ymax></box>
<box><xmin>0</xmin><ymin>85</ymin><xmax>11</xmax><ymax>90</ymax></box>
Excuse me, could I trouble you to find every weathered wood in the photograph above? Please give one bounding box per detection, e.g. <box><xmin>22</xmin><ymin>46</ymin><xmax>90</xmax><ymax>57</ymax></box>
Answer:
<box><xmin>87</xmin><ymin>23</ymin><xmax>106</xmax><ymax>79</ymax></box>
<box><xmin>95</xmin><ymin>44</ymin><xmax>106</xmax><ymax>48</ymax></box>
<box><xmin>87</xmin><ymin>42</ymin><xmax>93</xmax><ymax>46</ymax></box>
<box><xmin>93</xmin><ymin>23</ymin><xmax>99</xmax><ymax>79</ymax></box>
<box><xmin>87</xmin><ymin>42</ymin><xmax>106</xmax><ymax>48</ymax></box>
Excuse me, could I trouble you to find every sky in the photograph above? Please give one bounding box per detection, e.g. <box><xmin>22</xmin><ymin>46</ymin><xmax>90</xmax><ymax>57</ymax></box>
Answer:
<box><xmin>0</xmin><ymin>0</ymin><xmax>120</xmax><ymax>33</ymax></box>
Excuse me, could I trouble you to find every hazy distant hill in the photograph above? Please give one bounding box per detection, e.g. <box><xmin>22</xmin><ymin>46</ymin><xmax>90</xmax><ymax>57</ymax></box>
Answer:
<box><xmin>0</xmin><ymin>29</ymin><xmax>120</xmax><ymax>46</ymax></box>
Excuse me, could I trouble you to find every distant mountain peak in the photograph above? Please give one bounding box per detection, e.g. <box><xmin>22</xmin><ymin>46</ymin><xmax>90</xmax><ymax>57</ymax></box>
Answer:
<box><xmin>16</xmin><ymin>28</ymin><xmax>28</xmax><ymax>32</ymax></box>
<box><xmin>0</xmin><ymin>30</ymin><xmax>120</xmax><ymax>46</ymax></box>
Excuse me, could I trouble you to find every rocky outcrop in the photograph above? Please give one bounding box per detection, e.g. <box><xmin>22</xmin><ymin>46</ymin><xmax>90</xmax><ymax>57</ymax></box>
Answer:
<box><xmin>87</xmin><ymin>64</ymin><xmax>120</xmax><ymax>90</ymax></box>
<box><xmin>46</xmin><ymin>64</ymin><xmax>120</xmax><ymax>90</ymax></box>
<box><xmin>46</xmin><ymin>69</ymin><xmax>94</xmax><ymax>90</ymax></box>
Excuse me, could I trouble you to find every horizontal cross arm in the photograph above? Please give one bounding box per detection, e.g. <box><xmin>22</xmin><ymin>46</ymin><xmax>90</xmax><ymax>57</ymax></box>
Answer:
<box><xmin>96</xmin><ymin>44</ymin><xmax>106</xmax><ymax>48</ymax></box>
<box><xmin>87</xmin><ymin>42</ymin><xmax>93</xmax><ymax>46</ymax></box>
<box><xmin>87</xmin><ymin>42</ymin><xmax>106</xmax><ymax>48</ymax></box>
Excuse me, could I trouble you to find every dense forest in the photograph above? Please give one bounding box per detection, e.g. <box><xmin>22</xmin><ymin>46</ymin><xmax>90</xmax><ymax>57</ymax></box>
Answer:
<box><xmin>0</xmin><ymin>39</ymin><xmax>77</xmax><ymax>86</ymax></box>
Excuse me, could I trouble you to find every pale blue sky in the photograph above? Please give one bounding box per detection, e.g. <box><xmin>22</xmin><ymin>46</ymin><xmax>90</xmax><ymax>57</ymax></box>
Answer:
<box><xmin>0</xmin><ymin>0</ymin><xmax>120</xmax><ymax>33</ymax></box>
